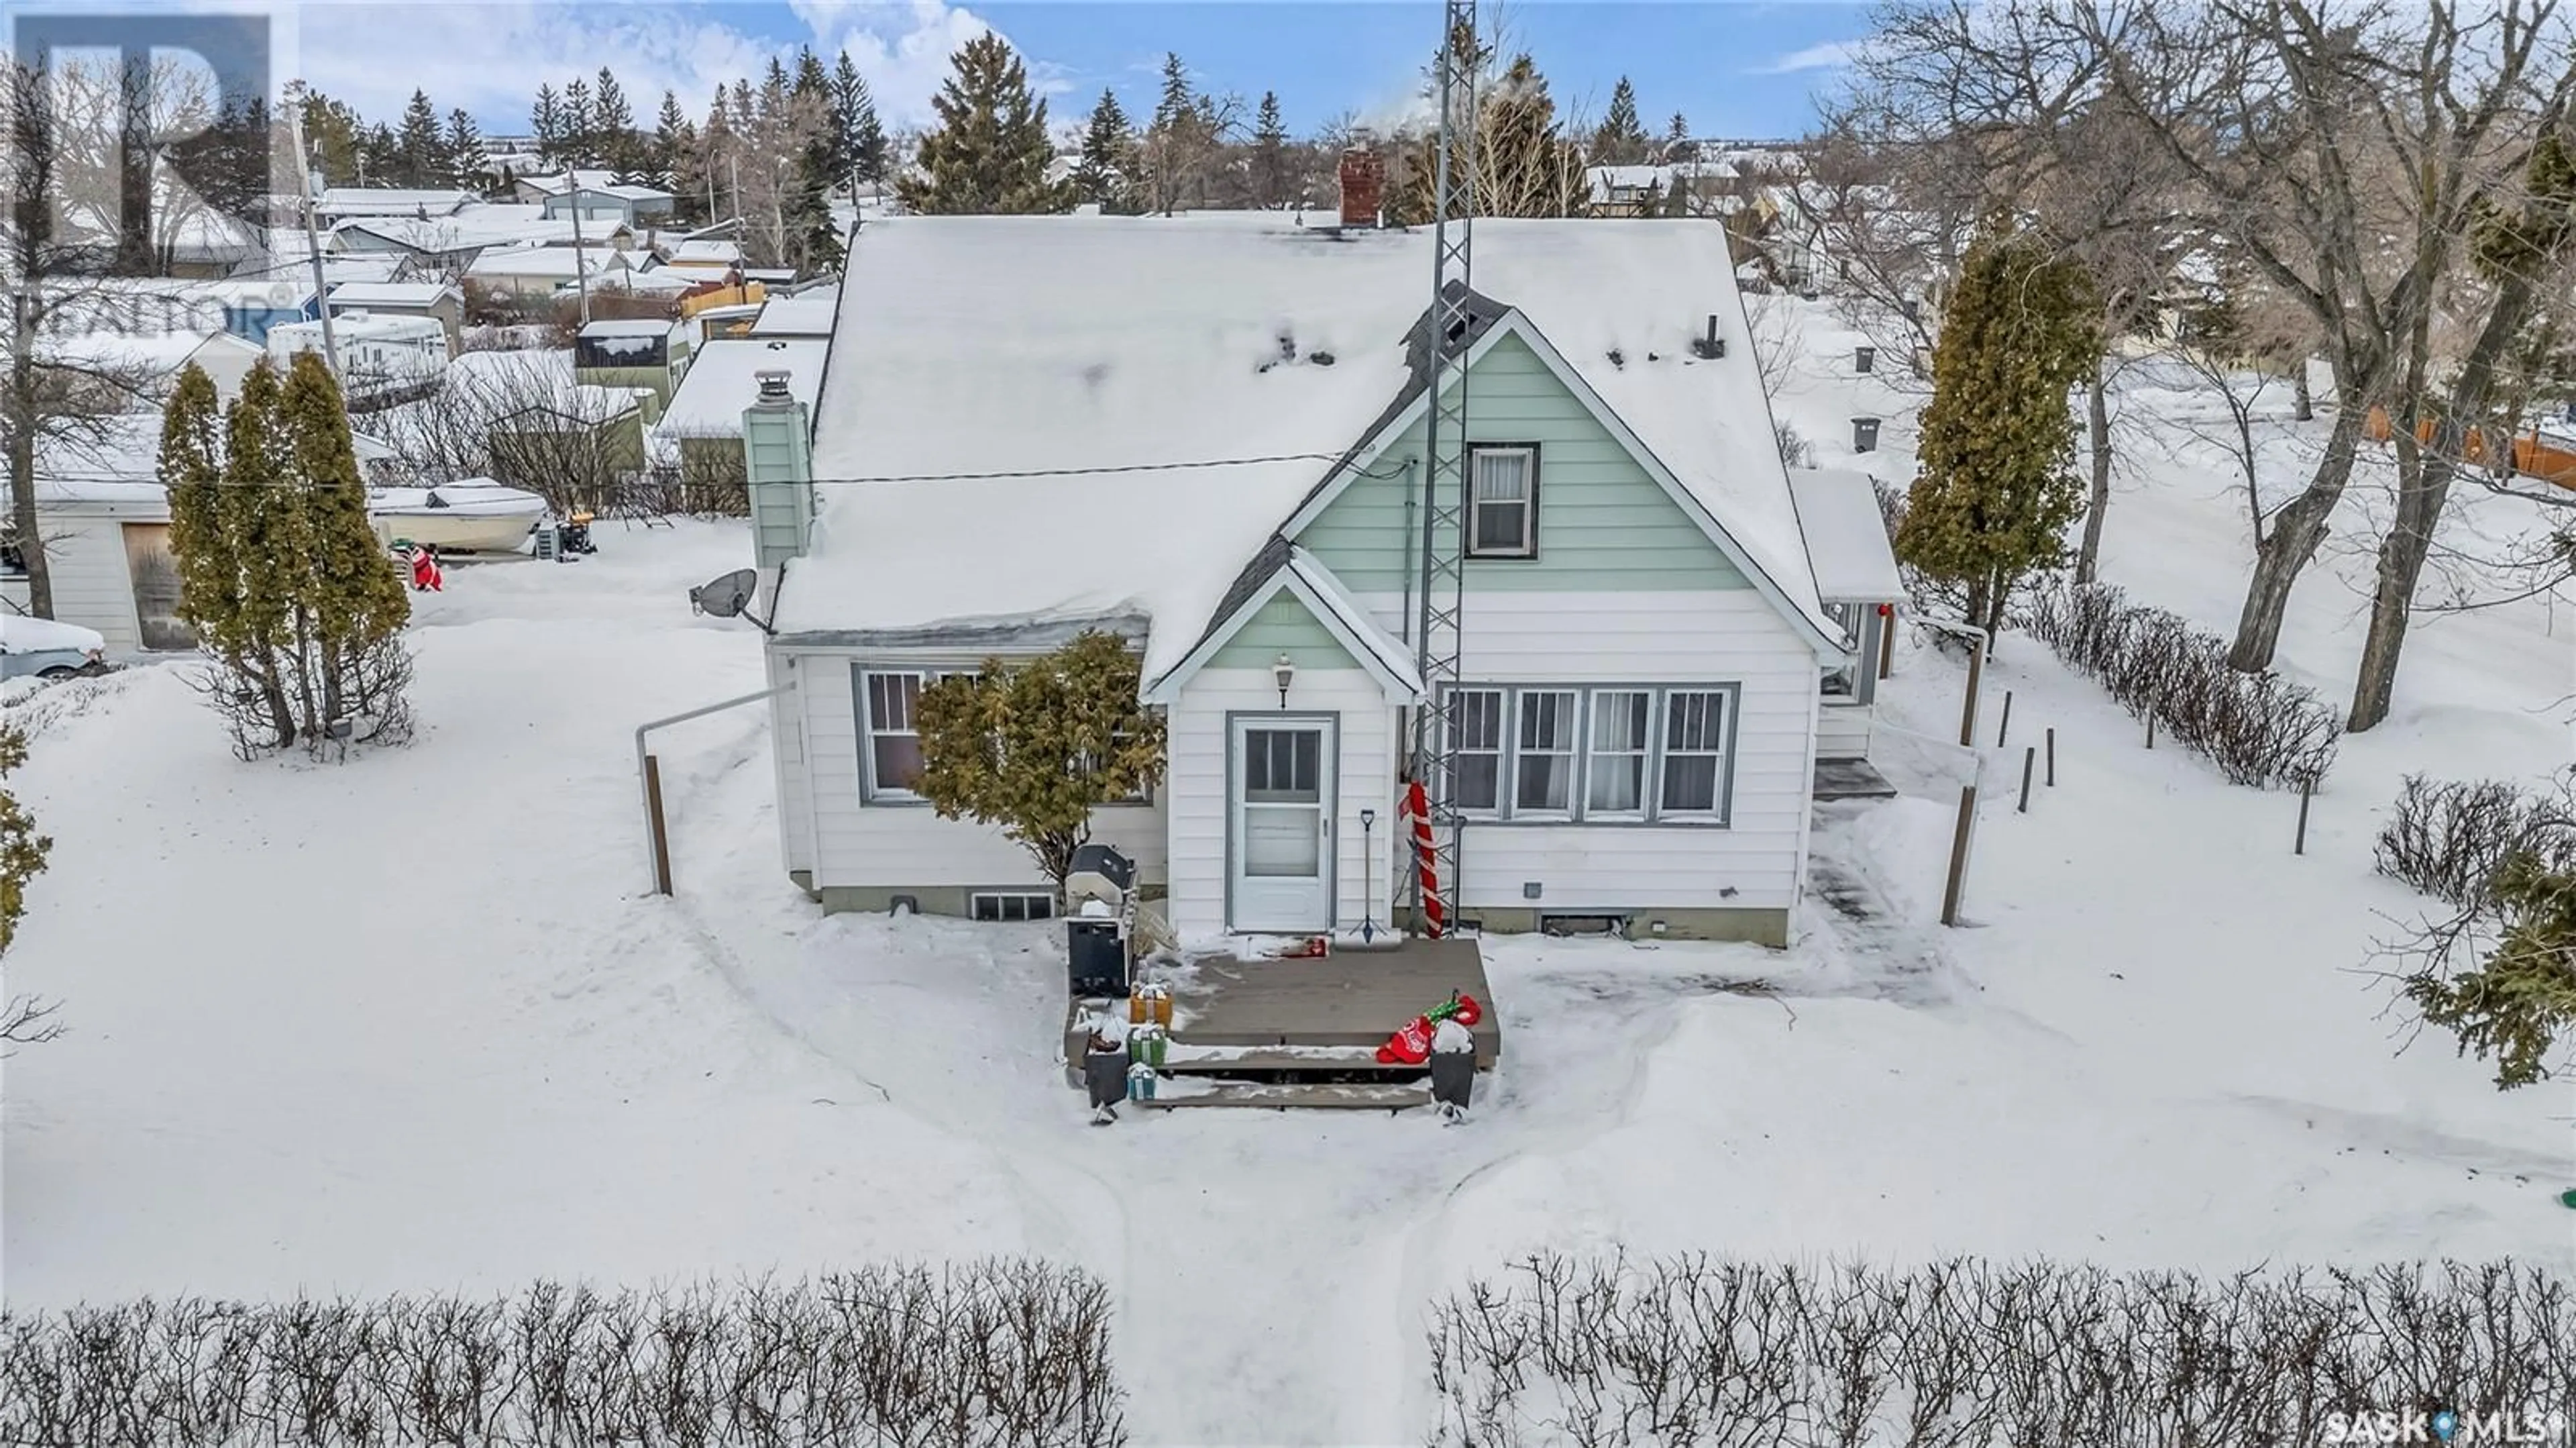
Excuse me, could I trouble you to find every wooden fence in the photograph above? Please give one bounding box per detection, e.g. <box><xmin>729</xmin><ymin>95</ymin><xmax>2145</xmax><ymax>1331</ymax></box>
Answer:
<box><xmin>2362</xmin><ymin>406</ymin><xmax>2576</xmax><ymax>488</ymax></box>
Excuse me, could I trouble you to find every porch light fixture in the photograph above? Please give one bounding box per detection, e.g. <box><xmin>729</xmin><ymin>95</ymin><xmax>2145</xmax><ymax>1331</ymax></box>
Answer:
<box><xmin>1273</xmin><ymin>653</ymin><xmax>1295</xmax><ymax>708</ymax></box>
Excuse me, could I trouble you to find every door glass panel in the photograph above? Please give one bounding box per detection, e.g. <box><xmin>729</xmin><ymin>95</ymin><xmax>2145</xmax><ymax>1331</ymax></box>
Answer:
<box><xmin>1244</xmin><ymin>728</ymin><xmax>1321</xmax><ymax>803</ymax></box>
<box><xmin>1243</xmin><ymin>807</ymin><xmax>1321</xmax><ymax>876</ymax></box>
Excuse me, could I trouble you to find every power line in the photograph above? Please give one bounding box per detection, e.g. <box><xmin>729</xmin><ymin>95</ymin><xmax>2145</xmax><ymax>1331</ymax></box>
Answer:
<box><xmin>803</xmin><ymin>451</ymin><xmax>1354</xmax><ymax>486</ymax></box>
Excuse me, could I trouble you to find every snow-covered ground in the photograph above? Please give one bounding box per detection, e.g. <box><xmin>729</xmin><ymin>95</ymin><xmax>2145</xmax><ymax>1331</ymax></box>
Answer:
<box><xmin>4</xmin><ymin>307</ymin><xmax>2573</xmax><ymax>1444</ymax></box>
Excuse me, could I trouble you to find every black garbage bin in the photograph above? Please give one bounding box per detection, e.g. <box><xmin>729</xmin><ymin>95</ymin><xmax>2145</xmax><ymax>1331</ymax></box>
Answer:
<box><xmin>1067</xmin><ymin>917</ymin><xmax>1129</xmax><ymax>996</ymax></box>
<box><xmin>1430</xmin><ymin>1049</ymin><xmax>1475</xmax><ymax>1115</ymax></box>
<box><xmin>1084</xmin><ymin>1041</ymin><xmax>1132</xmax><ymax>1110</ymax></box>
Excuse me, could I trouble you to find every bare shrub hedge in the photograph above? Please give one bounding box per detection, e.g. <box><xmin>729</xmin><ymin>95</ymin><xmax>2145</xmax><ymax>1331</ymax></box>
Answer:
<box><xmin>1428</xmin><ymin>1254</ymin><xmax>2575</xmax><ymax>1448</ymax></box>
<box><xmin>2020</xmin><ymin>578</ymin><xmax>2340</xmax><ymax>789</ymax></box>
<box><xmin>0</xmin><ymin>1262</ymin><xmax>1124</xmax><ymax>1448</ymax></box>
<box><xmin>2375</xmin><ymin>770</ymin><xmax>2576</xmax><ymax>911</ymax></box>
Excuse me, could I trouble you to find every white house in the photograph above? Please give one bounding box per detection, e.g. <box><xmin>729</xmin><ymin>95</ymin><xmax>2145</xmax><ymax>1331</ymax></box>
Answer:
<box><xmin>267</xmin><ymin>312</ymin><xmax>449</xmax><ymax>391</ymax></box>
<box><xmin>738</xmin><ymin>214</ymin><xmax>1901</xmax><ymax>947</ymax></box>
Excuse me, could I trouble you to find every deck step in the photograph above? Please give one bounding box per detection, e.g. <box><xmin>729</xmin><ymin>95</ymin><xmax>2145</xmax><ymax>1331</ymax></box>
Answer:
<box><xmin>1161</xmin><ymin>1044</ymin><xmax>1407</xmax><ymax>1075</ymax></box>
<box><xmin>1138</xmin><ymin>1080</ymin><xmax>1432</xmax><ymax>1111</ymax></box>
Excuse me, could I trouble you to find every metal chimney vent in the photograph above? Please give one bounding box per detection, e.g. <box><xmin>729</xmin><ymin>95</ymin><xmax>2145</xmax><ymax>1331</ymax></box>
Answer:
<box><xmin>754</xmin><ymin>368</ymin><xmax>793</xmax><ymax>402</ymax></box>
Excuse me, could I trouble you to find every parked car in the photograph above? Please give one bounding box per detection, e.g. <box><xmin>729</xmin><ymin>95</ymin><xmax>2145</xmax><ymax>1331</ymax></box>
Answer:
<box><xmin>0</xmin><ymin>615</ymin><xmax>110</xmax><ymax>681</ymax></box>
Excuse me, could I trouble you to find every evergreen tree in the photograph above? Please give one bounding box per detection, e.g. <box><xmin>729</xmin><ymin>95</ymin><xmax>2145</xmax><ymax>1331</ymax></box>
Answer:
<box><xmin>1072</xmin><ymin>89</ymin><xmax>1139</xmax><ymax>213</ymax></box>
<box><xmin>653</xmin><ymin>89</ymin><xmax>694</xmax><ymax>195</ymax></box>
<box><xmin>443</xmin><ymin>109</ymin><xmax>488</xmax><ymax>190</ymax></box>
<box><xmin>2407</xmin><ymin>850</ymin><xmax>2576</xmax><ymax>1090</ymax></box>
<box><xmin>1894</xmin><ymin>220</ymin><xmax>2101</xmax><ymax>633</ymax></box>
<box><xmin>1481</xmin><ymin>54</ymin><xmax>1585</xmax><ymax>217</ymax></box>
<box><xmin>593</xmin><ymin>67</ymin><xmax>637</xmax><ymax>178</ymax></box>
<box><xmin>899</xmin><ymin>34</ymin><xmax>1071</xmax><ymax>215</ymax></box>
<box><xmin>297</xmin><ymin>89</ymin><xmax>365</xmax><ymax>186</ymax></box>
<box><xmin>561</xmin><ymin>76</ymin><xmax>596</xmax><ymax>168</ymax></box>
<box><xmin>0</xmin><ymin>719</ymin><xmax>52</xmax><ymax>1047</ymax></box>
<box><xmin>696</xmin><ymin>92</ymin><xmax>737</xmax><ymax>217</ymax></box>
<box><xmin>162</xmin><ymin>358</ymin><xmax>413</xmax><ymax>757</ymax></box>
<box><xmin>531</xmin><ymin>83</ymin><xmax>564</xmax><ymax>168</ymax></box>
<box><xmin>1250</xmin><ymin>90</ymin><xmax>1289</xmax><ymax>208</ymax></box>
<box><xmin>1591</xmin><ymin>76</ymin><xmax>1650</xmax><ymax>165</ymax></box>
<box><xmin>834</xmin><ymin>52</ymin><xmax>888</xmax><ymax>194</ymax></box>
<box><xmin>1664</xmin><ymin>110</ymin><xmax>1690</xmax><ymax>152</ymax></box>
<box><xmin>357</xmin><ymin>123</ymin><xmax>398</xmax><ymax>187</ymax></box>
<box><xmin>1152</xmin><ymin>52</ymin><xmax>1193</xmax><ymax>134</ymax></box>
<box><xmin>393</xmin><ymin>90</ymin><xmax>444</xmax><ymax>187</ymax></box>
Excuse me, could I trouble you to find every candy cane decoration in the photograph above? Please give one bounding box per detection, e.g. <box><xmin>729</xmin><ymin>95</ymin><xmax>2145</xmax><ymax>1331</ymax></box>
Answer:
<box><xmin>1401</xmin><ymin>776</ymin><xmax>1446</xmax><ymax>938</ymax></box>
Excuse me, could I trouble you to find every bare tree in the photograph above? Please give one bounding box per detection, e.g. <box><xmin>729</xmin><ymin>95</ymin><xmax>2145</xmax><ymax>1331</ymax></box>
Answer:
<box><xmin>367</xmin><ymin>350</ymin><xmax>649</xmax><ymax>517</ymax></box>
<box><xmin>2098</xmin><ymin>0</ymin><xmax>2569</xmax><ymax>674</ymax></box>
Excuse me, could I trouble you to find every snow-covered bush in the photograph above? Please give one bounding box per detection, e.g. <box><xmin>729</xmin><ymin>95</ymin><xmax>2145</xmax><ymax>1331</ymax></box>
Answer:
<box><xmin>2021</xmin><ymin>578</ymin><xmax>2340</xmax><ymax>789</ymax></box>
<box><xmin>1428</xmin><ymin>1254</ymin><xmax>2575</xmax><ymax>1448</ymax></box>
<box><xmin>2377</xmin><ymin>770</ymin><xmax>2576</xmax><ymax>911</ymax></box>
<box><xmin>0</xmin><ymin>1262</ymin><xmax>1126</xmax><ymax>1448</ymax></box>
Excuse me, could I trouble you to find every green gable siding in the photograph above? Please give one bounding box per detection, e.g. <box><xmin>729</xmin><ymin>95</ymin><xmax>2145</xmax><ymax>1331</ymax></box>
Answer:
<box><xmin>1209</xmin><ymin>589</ymin><xmax>1357</xmax><ymax>670</ymax></box>
<box><xmin>1297</xmin><ymin>331</ymin><xmax>1748</xmax><ymax>594</ymax></box>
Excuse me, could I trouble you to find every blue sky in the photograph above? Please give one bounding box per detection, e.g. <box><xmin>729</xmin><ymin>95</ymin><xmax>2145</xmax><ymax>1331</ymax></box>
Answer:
<box><xmin>286</xmin><ymin>1</ymin><xmax>1867</xmax><ymax>142</ymax></box>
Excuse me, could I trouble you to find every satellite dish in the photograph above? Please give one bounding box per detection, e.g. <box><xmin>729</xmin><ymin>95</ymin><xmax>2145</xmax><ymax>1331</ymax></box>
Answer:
<box><xmin>690</xmin><ymin>568</ymin><xmax>759</xmax><ymax>619</ymax></box>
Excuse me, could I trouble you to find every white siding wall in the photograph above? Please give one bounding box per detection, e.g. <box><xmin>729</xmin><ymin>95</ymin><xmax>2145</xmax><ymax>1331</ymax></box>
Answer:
<box><xmin>1164</xmin><ymin>666</ymin><xmax>1400</xmax><ymax>943</ymax></box>
<box><xmin>769</xmin><ymin>650</ymin><xmax>812</xmax><ymax>876</ymax></box>
<box><xmin>12</xmin><ymin>513</ymin><xmax>147</xmax><ymax>654</ymax></box>
<box><xmin>1354</xmin><ymin>588</ymin><xmax>1818</xmax><ymax>915</ymax></box>
<box><xmin>1817</xmin><ymin>703</ymin><xmax>1872</xmax><ymax>760</ymax></box>
<box><xmin>785</xmin><ymin>650</ymin><xmax>1168</xmax><ymax>896</ymax></box>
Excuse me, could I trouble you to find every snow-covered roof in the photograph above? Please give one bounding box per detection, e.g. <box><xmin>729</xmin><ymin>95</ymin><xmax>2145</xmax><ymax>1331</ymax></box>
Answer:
<box><xmin>781</xmin><ymin>213</ymin><xmax>1825</xmax><ymax>676</ymax></box>
<box><xmin>652</xmin><ymin>337</ymin><xmax>827</xmax><ymax>439</ymax></box>
<box><xmin>316</xmin><ymin>187</ymin><xmax>476</xmax><ymax>218</ymax></box>
<box><xmin>669</xmin><ymin>238</ymin><xmax>743</xmax><ymax>264</ymax></box>
<box><xmin>341</xmin><ymin>205</ymin><xmax>572</xmax><ymax>256</ymax></box>
<box><xmin>1788</xmin><ymin>468</ymin><xmax>1902</xmax><ymax>603</ymax></box>
<box><xmin>40</xmin><ymin>329</ymin><xmax>259</xmax><ymax>377</ymax></box>
<box><xmin>464</xmin><ymin>244</ymin><xmax>604</xmax><ymax>280</ymax></box>
<box><xmin>751</xmin><ymin>289</ymin><xmax>837</xmax><ymax>336</ymax></box>
<box><xmin>327</xmin><ymin>281</ymin><xmax>460</xmax><ymax>309</ymax></box>
<box><xmin>523</xmin><ymin>170</ymin><xmax>668</xmax><ymax>200</ymax></box>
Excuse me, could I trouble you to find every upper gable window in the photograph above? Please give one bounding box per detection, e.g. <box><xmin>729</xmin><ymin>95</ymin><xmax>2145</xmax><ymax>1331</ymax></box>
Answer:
<box><xmin>1467</xmin><ymin>445</ymin><xmax>1539</xmax><ymax>559</ymax></box>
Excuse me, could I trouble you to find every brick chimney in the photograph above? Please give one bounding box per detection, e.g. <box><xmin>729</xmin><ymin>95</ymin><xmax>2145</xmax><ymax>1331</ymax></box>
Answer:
<box><xmin>1337</xmin><ymin>148</ymin><xmax>1385</xmax><ymax>229</ymax></box>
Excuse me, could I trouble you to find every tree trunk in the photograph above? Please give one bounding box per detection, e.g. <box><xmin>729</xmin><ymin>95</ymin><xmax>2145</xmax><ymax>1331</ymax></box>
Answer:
<box><xmin>2228</xmin><ymin>407</ymin><xmax>2362</xmax><ymax>672</ymax></box>
<box><xmin>2348</xmin><ymin>272</ymin><xmax>2538</xmax><ymax>733</ymax></box>
<box><xmin>2292</xmin><ymin>360</ymin><xmax>2314</xmax><ymax>422</ymax></box>
<box><xmin>2075</xmin><ymin>365</ymin><xmax>2112</xmax><ymax>584</ymax></box>
<box><xmin>7</xmin><ymin>290</ymin><xmax>52</xmax><ymax>618</ymax></box>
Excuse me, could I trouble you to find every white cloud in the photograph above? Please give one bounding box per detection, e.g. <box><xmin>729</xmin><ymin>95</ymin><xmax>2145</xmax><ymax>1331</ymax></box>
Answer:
<box><xmin>284</xmin><ymin>0</ymin><xmax>1020</xmax><ymax>133</ymax></box>
<box><xmin>1752</xmin><ymin>39</ymin><xmax>1866</xmax><ymax>75</ymax></box>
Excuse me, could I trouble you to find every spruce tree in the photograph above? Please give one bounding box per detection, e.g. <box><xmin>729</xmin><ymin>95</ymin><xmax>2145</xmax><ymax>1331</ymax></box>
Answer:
<box><xmin>900</xmin><ymin>34</ymin><xmax>1071</xmax><ymax>215</ymax></box>
<box><xmin>357</xmin><ymin>123</ymin><xmax>398</xmax><ymax>189</ymax></box>
<box><xmin>561</xmin><ymin>77</ymin><xmax>596</xmax><ymax>168</ymax></box>
<box><xmin>1894</xmin><ymin>221</ymin><xmax>2100</xmax><ymax>633</ymax></box>
<box><xmin>1250</xmin><ymin>90</ymin><xmax>1289</xmax><ymax>208</ymax></box>
<box><xmin>845</xmin><ymin>60</ymin><xmax>889</xmax><ymax>193</ymax></box>
<box><xmin>1073</xmin><ymin>89</ymin><xmax>1138</xmax><ymax>212</ymax></box>
<box><xmin>593</xmin><ymin>67</ymin><xmax>637</xmax><ymax>178</ymax></box>
<box><xmin>394</xmin><ymin>89</ymin><xmax>445</xmax><ymax>187</ymax></box>
<box><xmin>1481</xmin><ymin>55</ymin><xmax>1585</xmax><ymax>217</ymax></box>
<box><xmin>1591</xmin><ymin>76</ymin><xmax>1650</xmax><ymax>165</ymax></box>
<box><xmin>531</xmin><ymin>83</ymin><xmax>564</xmax><ymax>168</ymax></box>
<box><xmin>444</xmin><ymin>109</ymin><xmax>488</xmax><ymax>190</ymax></box>
<box><xmin>2408</xmin><ymin>851</ymin><xmax>2576</xmax><ymax>1090</ymax></box>
<box><xmin>297</xmin><ymin>90</ymin><xmax>364</xmax><ymax>185</ymax></box>
<box><xmin>651</xmin><ymin>90</ymin><xmax>692</xmax><ymax>194</ymax></box>
<box><xmin>1664</xmin><ymin>110</ymin><xmax>1690</xmax><ymax>151</ymax></box>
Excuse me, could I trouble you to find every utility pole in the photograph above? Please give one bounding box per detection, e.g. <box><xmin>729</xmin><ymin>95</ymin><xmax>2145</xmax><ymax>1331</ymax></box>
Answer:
<box><xmin>564</xmin><ymin>165</ymin><xmax>592</xmax><ymax>327</ymax></box>
<box><xmin>288</xmin><ymin>101</ymin><xmax>340</xmax><ymax>380</ymax></box>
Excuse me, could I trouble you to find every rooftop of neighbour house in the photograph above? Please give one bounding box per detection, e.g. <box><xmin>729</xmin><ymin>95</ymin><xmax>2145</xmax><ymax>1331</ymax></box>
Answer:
<box><xmin>345</xmin><ymin>207</ymin><xmax>575</xmax><ymax>256</ymax></box>
<box><xmin>1786</xmin><ymin>468</ymin><xmax>1903</xmax><ymax>603</ymax></box>
<box><xmin>325</xmin><ymin>282</ymin><xmax>463</xmax><ymax>310</ymax></box>
<box><xmin>315</xmin><ymin>187</ymin><xmax>478</xmax><ymax>218</ymax></box>
<box><xmin>749</xmin><ymin>287</ymin><xmax>839</xmax><ymax>337</ymax></box>
<box><xmin>772</xmin><ymin>212</ymin><xmax>1831</xmax><ymax>680</ymax></box>
<box><xmin>28</xmin><ymin>413</ymin><xmax>398</xmax><ymax>509</ymax></box>
<box><xmin>447</xmin><ymin>348</ymin><xmax>650</xmax><ymax>423</ymax></box>
<box><xmin>652</xmin><ymin>337</ymin><xmax>828</xmax><ymax>440</ymax></box>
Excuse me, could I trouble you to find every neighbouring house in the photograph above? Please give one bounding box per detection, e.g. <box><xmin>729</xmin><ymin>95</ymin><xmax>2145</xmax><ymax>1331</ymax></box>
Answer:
<box><xmin>739</xmin><ymin>213</ymin><xmax>1902</xmax><ymax>946</ymax></box>
<box><xmin>573</xmin><ymin>319</ymin><xmax>693</xmax><ymax>423</ymax></box>
<box><xmin>538</xmin><ymin>184</ymin><xmax>678</xmax><ymax>230</ymax></box>
<box><xmin>325</xmin><ymin>280</ymin><xmax>466</xmax><ymax>356</ymax></box>
<box><xmin>667</xmin><ymin>237</ymin><xmax>744</xmax><ymax>269</ymax></box>
<box><xmin>749</xmin><ymin>287</ymin><xmax>838</xmax><ymax>338</ymax></box>
<box><xmin>446</xmin><ymin>349</ymin><xmax>654</xmax><ymax>497</ymax></box>
<box><xmin>651</xmin><ymin>335</ymin><xmax>826</xmax><ymax>487</ymax></box>
<box><xmin>462</xmin><ymin>243</ymin><xmax>612</xmax><ymax>299</ymax></box>
<box><xmin>1</xmin><ymin>415</ymin><xmax>396</xmax><ymax>652</ymax></box>
<box><xmin>1786</xmin><ymin>469</ymin><xmax>1904</xmax><ymax>772</ymax></box>
<box><xmin>335</xmin><ymin>206</ymin><xmax>592</xmax><ymax>274</ymax></box>
<box><xmin>41</xmin><ymin>328</ymin><xmax>266</xmax><ymax>404</ymax></box>
<box><xmin>267</xmin><ymin>312</ymin><xmax>449</xmax><ymax>397</ymax></box>
<box><xmin>313</xmin><ymin>187</ymin><xmax>478</xmax><ymax>224</ymax></box>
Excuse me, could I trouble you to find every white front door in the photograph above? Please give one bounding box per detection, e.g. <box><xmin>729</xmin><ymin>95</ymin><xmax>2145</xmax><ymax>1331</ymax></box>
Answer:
<box><xmin>1228</xmin><ymin>715</ymin><xmax>1336</xmax><ymax>933</ymax></box>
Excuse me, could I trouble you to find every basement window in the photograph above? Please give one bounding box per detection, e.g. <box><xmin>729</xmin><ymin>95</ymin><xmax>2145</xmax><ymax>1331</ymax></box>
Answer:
<box><xmin>970</xmin><ymin>891</ymin><xmax>1055</xmax><ymax>923</ymax></box>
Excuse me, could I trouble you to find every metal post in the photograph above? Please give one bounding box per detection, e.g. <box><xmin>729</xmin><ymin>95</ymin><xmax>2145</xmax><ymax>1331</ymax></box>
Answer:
<box><xmin>643</xmin><ymin>754</ymin><xmax>674</xmax><ymax>894</ymax></box>
<box><xmin>1941</xmin><ymin>784</ymin><xmax>1977</xmax><ymax>927</ymax></box>
<box><xmin>2296</xmin><ymin>778</ymin><xmax>2313</xmax><ymax>856</ymax></box>
<box><xmin>287</xmin><ymin>104</ymin><xmax>339</xmax><ymax>380</ymax></box>
<box><xmin>1878</xmin><ymin>605</ymin><xmax>1895</xmax><ymax>680</ymax></box>
<box><xmin>2017</xmin><ymin>747</ymin><xmax>2035</xmax><ymax>813</ymax></box>
<box><xmin>2045</xmin><ymin>727</ymin><xmax>2056</xmax><ymax>787</ymax></box>
<box><xmin>2146</xmin><ymin>709</ymin><xmax>2157</xmax><ymax>749</ymax></box>
<box><xmin>1996</xmin><ymin>689</ymin><xmax>2013</xmax><ymax>749</ymax></box>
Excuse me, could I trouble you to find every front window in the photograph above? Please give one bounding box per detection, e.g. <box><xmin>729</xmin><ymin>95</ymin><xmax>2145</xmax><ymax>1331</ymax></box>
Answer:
<box><xmin>1513</xmin><ymin>689</ymin><xmax>1578</xmax><ymax>815</ymax></box>
<box><xmin>862</xmin><ymin>670</ymin><xmax>924</xmax><ymax>798</ymax></box>
<box><xmin>1660</xmin><ymin>690</ymin><xmax>1730</xmax><ymax>815</ymax></box>
<box><xmin>1468</xmin><ymin>445</ymin><xmax>1537</xmax><ymax>558</ymax></box>
<box><xmin>1585</xmin><ymin>690</ymin><xmax>1652</xmax><ymax>815</ymax></box>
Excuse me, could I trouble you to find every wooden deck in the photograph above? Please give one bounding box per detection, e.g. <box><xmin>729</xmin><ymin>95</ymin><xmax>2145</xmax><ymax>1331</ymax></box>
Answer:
<box><xmin>1065</xmin><ymin>936</ymin><xmax>1501</xmax><ymax>1078</ymax></box>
